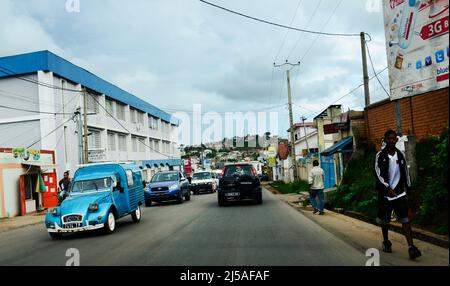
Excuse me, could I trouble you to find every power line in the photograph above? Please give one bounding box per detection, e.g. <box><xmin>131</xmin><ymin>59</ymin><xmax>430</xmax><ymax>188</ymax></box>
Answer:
<box><xmin>268</xmin><ymin>65</ymin><xmax>275</xmax><ymax>107</ymax></box>
<box><xmin>273</xmin><ymin>0</ymin><xmax>304</xmax><ymax>63</ymax></box>
<box><xmin>0</xmin><ymin>104</ymin><xmax>75</xmax><ymax>115</ymax></box>
<box><xmin>0</xmin><ymin>88</ymin><xmax>74</xmax><ymax>109</ymax></box>
<box><xmin>365</xmin><ymin>41</ymin><xmax>390</xmax><ymax>97</ymax></box>
<box><xmin>199</xmin><ymin>0</ymin><xmax>360</xmax><ymax>37</ymax></box>
<box><xmin>0</xmin><ymin>65</ymin><xmax>82</xmax><ymax>93</ymax></box>
<box><xmin>302</xmin><ymin>67</ymin><xmax>388</xmax><ymax>119</ymax></box>
<box><xmin>300</xmin><ymin>0</ymin><xmax>344</xmax><ymax>62</ymax></box>
<box><xmin>89</xmin><ymin>94</ymin><xmax>176</xmax><ymax>159</ymax></box>
<box><xmin>27</xmin><ymin>111</ymin><xmax>79</xmax><ymax>149</ymax></box>
<box><xmin>286</xmin><ymin>0</ymin><xmax>323</xmax><ymax>60</ymax></box>
<box><xmin>159</xmin><ymin>103</ymin><xmax>288</xmax><ymax>114</ymax></box>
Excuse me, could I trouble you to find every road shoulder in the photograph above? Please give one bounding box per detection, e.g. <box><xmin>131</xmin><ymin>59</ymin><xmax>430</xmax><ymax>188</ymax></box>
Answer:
<box><xmin>0</xmin><ymin>213</ymin><xmax>45</xmax><ymax>234</ymax></box>
<box><xmin>271</xmin><ymin>190</ymin><xmax>449</xmax><ymax>266</ymax></box>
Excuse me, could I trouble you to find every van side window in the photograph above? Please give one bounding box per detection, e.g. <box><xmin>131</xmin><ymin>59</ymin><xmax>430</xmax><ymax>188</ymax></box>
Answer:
<box><xmin>126</xmin><ymin>170</ymin><xmax>134</xmax><ymax>187</ymax></box>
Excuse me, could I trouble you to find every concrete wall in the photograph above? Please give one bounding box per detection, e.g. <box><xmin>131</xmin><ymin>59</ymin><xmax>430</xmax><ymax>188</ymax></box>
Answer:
<box><xmin>0</xmin><ymin>121</ymin><xmax>41</xmax><ymax>149</ymax></box>
<box><xmin>0</xmin><ymin>74</ymin><xmax>39</xmax><ymax>120</ymax></box>
<box><xmin>1</xmin><ymin>72</ymin><xmax>181</xmax><ymax>183</ymax></box>
<box><xmin>2</xmin><ymin>168</ymin><xmax>23</xmax><ymax>218</ymax></box>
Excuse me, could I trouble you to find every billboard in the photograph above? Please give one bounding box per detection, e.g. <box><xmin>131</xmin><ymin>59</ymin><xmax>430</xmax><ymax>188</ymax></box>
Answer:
<box><xmin>383</xmin><ymin>0</ymin><xmax>449</xmax><ymax>100</ymax></box>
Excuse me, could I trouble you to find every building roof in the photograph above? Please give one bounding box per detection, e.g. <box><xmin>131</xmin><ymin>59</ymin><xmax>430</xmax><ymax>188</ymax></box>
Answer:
<box><xmin>293</xmin><ymin>122</ymin><xmax>315</xmax><ymax>130</ymax></box>
<box><xmin>0</xmin><ymin>50</ymin><xmax>179</xmax><ymax>125</ymax></box>
<box><xmin>321</xmin><ymin>136</ymin><xmax>353</xmax><ymax>156</ymax></box>
<box><xmin>314</xmin><ymin>105</ymin><xmax>342</xmax><ymax>120</ymax></box>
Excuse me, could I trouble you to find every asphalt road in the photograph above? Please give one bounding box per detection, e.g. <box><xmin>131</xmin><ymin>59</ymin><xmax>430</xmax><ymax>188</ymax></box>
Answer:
<box><xmin>0</xmin><ymin>188</ymin><xmax>366</xmax><ymax>266</ymax></box>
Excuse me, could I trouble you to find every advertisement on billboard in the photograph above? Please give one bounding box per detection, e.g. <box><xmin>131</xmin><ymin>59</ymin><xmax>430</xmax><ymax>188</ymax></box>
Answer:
<box><xmin>383</xmin><ymin>0</ymin><xmax>449</xmax><ymax>100</ymax></box>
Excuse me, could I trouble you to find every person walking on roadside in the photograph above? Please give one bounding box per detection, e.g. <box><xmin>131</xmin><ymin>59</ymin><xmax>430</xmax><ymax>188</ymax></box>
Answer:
<box><xmin>58</xmin><ymin>171</ymin><xmax>71</xmax><ymax>204</ymax></box>
<box><xmin>308</xmin><ymin>160</ymin><xmax>325</xmax><ymax>215</ymax></box>
<box><xmin>375</xmin><ymin>129</ymin><xmax>421</xmax><ymax>260</ymax></box>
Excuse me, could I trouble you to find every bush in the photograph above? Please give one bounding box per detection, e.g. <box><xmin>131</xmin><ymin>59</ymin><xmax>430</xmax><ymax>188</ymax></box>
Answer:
<box><xmin>329</xmin><ymin>129</ymin><xmax>449</xmax><ymax>234</ymax></box>
<box><xmin>328</xmin><ymin>147</ymin><xmax>378</xmax><ymax>218</ymax></box>
<box><xmin>271</xmin><ymin>180</ymin><xmax>310</xmax><ymax>194</ymax></box>
<box><xmin>413</xmin><ymin>129</ymin><xmax>448</xmax><ymax>229</ymax></box>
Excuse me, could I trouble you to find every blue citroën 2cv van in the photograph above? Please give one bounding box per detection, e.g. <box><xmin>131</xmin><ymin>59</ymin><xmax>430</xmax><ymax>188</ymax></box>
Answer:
<box><xmin>45</xmin><ymin>163</ymin><xmax>145</xmax><ymax>240</ymax></box>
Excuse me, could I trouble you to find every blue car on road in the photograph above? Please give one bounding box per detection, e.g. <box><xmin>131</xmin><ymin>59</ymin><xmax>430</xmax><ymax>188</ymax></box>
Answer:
<box><xmin>45</xmin><ymin>163</ymin><xmax>145</xmax><ymax>240</ymax></box>
<box><xmin>145</xmin><ymin>171</ymin><xmax>190</xmax><ymax>206</ymax></box>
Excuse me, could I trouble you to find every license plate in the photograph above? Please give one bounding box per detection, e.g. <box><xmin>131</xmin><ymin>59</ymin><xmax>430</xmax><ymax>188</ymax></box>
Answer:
<box><xmin>225</xmin><ymin>192</ymin><xmax>240</xmax><ymax>197</ymax></box>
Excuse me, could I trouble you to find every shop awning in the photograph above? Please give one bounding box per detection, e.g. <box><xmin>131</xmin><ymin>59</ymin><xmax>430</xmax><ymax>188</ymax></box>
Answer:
<box><xmin>321</xmin><ymin>136</ymin><xmax>353</xmax><ymax>156</ymax></box>
<box><xmin>22</xmin><ymin>162</ymin><xmax>58</xmax><ymax>169</ymax></box>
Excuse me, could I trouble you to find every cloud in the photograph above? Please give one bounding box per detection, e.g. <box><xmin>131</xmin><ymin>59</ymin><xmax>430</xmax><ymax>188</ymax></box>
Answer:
<box><xmin>0</xmin><ymin>0</ymin><xmax>390</xmax><ymax>144</ymax></box>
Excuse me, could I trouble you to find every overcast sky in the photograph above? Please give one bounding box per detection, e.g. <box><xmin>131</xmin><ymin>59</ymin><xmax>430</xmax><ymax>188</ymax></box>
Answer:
<box><xmin>0</xmin><ymin>0</ymin><xmax>390</xmax><ymax>145</ymax></box>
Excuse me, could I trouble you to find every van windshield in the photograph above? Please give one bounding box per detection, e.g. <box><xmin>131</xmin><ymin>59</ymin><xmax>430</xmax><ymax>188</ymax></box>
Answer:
<box><xmin>151</xmin><ymin>172</ymin><xmax>178</xmax><ymax>183</ymax></box>
<box><xmin>193</xmin><ymin>172</ymin><xmax>211</xmax><ymax>180</ymax></box>
<box><xmin>71</xmin><ymin>178</ymin><xmax>113</xmax><ymax>194</ymax></box>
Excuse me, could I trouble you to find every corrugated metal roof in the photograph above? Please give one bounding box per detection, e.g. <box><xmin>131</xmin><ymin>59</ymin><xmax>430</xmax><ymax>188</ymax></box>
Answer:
<box><xmin>0</xmin><ymin>50</ymin><xmax>179</xmax><ymax>125</ymax></box>
<box><xmin>321</xmin><ymin>136</ymin><xmax>353</xmax><ymax>156</ymax></box>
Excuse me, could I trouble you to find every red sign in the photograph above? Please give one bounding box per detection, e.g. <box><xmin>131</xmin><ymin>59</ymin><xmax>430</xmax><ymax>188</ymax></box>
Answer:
<box><xmin>323</xmin><ymin>123</ymin><xmax>349</xmax><ymax>135</ymax></box>
<box><xmin>420</xmin><ymin>16</ymin><xmax>449</xmax><ymax>40</ymax></box>
<box><xmin>184</xmin><ymin>158</ymin><xmax>192</xmax><ymax>174</ymax></box>
<box><xmin>390</xmin><ymin>0</ymin><xmax>405</xmax><ymax>9</ymax></box>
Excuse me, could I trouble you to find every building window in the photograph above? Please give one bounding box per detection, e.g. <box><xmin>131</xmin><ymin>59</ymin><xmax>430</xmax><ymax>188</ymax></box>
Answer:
<box><xmin>108</xmin><ymin>132</ymin><xmax>116</xmax><ymax>151</ymax></box>
<box><xmin>118</xmin><ymin>135</ymin><xmax>127</xmax><ymax>151</ymax></box>
<box><xmin>86</xmin><ymin>93</ymin><xmax>100</xmax><ymax>114</ymax></box>
<box><xmin>162</xmin><ymin>141</ymin><xmax>170</xmax><ymax>154</ymax></box>
<box><xmin>132</xmin><ymin>136</ymin><xmax>138</xmax><ymax>152</ymax></box>
<box><xmin>116</xmin><ymin>103</ymin><xmax>125</xmax><ymax>121</ymax></box>
<box><xmin>149</xmin><ymin>117</ymin><xmax>159</xmax><ymax>130</ymax></box>
<box><xmin>164</xmin><ymin>122</ymin><xmax>170</xmax><ymax>134</ymax></box>
<box><xmin>137</xmin><ymin>111</ymin><xmax>144</xmax><ymax>124</ymax></box>
<box><xmin>138</xmin><ymin>138</ymin><xmax>146</xmax><ymax>153</ymax></box>
<box><xmin>88</xmin><ymin>129</ymin><xmax>102</xmax><ymax>150</ymax></box>
<box><xmin>126</xmin><ymin>170</ymin><xmax>134</xmax><ymax>187</ymax></box>
<box><xmin>105</xmin><ymin>99</ymin><xmax>113</xmax><ymax>117</ymax></box>
<box><xmin>154</xmin><ymin>140</ymin><xmax>160</xmax><ymax>153</ymax></box>
<box><xmin>130</xmin><ymin>109</ymin><xmax>137</xmax><ymax>123</ymax></box>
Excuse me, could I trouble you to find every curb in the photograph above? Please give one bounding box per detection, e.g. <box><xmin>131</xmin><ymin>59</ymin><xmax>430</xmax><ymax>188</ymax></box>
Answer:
<box><xmin>266</xmin><ymin>185</ymin><xmax>449</xmax><ymax>249</ymax></box>
<box><xmin>0</xmin><ymin>216</ymin><xmax>45</xmax><ymax>234</ymax></box>
<box><xmin>335</xmin><ymin>210</ymin><xmax>449</xmax><ymax>249</ymax></box>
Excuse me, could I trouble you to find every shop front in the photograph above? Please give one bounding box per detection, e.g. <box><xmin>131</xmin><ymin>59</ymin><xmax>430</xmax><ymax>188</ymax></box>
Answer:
<box><xmin>0</xmin><ymin>149</ymin><xmax>58</xmax><ymax>218</ymax></box>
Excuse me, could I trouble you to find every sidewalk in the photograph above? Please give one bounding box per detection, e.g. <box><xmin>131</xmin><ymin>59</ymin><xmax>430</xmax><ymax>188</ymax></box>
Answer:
<box><xmin>0</xmin><ymin>212</ymin><xmax>45</xmax><ymax>233</ymax></box>
<box><xmin>268</xmin><ymin>188</ymin><xmax>449</xmax><ymax>266</ymax></box>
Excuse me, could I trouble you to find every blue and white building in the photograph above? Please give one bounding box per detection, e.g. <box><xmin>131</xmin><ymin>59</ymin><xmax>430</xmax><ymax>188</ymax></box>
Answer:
<box><xmin>0</xmin><ymin>51</ymin><xmax>181</xmax><ymax>181</ymax></box>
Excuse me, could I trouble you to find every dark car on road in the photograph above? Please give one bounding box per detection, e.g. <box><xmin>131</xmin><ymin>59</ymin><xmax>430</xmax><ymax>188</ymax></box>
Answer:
<box><xmin>144</xmin><ymin>171</ymin><xmax>190</xmax><ymax>206</ymax></box>
<box><xmin>217</xmin><ymin>164</ymin><xmax>263</xmax><ymax>206</ymax></box>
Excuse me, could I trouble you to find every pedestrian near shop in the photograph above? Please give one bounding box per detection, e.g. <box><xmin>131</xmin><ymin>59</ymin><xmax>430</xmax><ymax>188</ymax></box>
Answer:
<box><xmin>308</xmin><ymin>160</ymin><xmax>325</xmax><ymax>215</ymax></box>
<box><xmin>375</xmin><ymin>129</ymin><xmax>421</xmax><ymax>260</ymax></box>
<box><xmin>58</xmin><ymin>171</ymin><xmax>71</xmax><ymax>204</ymax></box>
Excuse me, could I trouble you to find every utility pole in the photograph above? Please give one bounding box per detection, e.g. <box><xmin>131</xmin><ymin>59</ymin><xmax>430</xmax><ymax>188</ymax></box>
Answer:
<box><xmin>75</xmin><ymin>107</ymin><xmax>83</xmax><ymax>165</ymax></box>
<box><xmin>83</xmin><ymin>88</ymin><xmax>89</xmax><ymax>164</ymax></box>
<box><xmin>302</xmin><ymin>116</ymin><xmax>310</xmax><ymax>157</ymax></box>
<box><xmin>274</xmin><ymin>61</ymin><xmax>301</xmax><ymax>182</ymax></box>
<box><xmin>360</xmin><ymin>32</ymin><xmax>371</xmax><ymax>107</ymax></box>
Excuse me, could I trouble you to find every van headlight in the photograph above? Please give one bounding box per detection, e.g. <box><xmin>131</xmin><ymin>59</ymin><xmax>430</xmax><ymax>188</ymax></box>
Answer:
<box><xmin>88</xmin><ymin>203</ymin><xmax>99</xmax><ymax>212</ymax></box>
<box><xmin>47</xmin><ymin>208</ymin><xmax>58</xmax><ymax>215</ymax></box>
<box><xmin>169</xmin><ymin>184</ymin><xmax>178</xmax><ymax>191</ymax></box>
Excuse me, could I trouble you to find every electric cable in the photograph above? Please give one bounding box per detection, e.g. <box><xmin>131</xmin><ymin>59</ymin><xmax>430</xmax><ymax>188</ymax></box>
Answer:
<box><xmin>199</xmin><ymin>0</ymin><xmax>360</xmax><ymax>37</ymax></box>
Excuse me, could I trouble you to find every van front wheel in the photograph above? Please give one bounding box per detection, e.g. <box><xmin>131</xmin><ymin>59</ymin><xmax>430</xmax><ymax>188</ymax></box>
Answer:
<box><xmin>103</xmin><ymin>211</ymin><xmax>116</xmax><ymax>234</ymax></box>
<box><xmin>131</xmin><ymin>205</ymin><xmax>142</xmax><ymax>223</ymax></box>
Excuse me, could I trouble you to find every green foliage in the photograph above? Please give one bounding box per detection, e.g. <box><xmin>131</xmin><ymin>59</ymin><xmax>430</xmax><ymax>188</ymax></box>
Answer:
<box><xmin>328</xmin><ymin>148</ymin><xmax>378</xmax><ymax>218</ymax></box>
<box><xmin>329</xmin><ymin>128</ymin><xmax>449</xmax><ymax>233</ymax></box>
<box><xmin>413</xmin><ymin>129</ymin><xmax>448</xmax><ymax>228</ymax></box>
<box><xmin>271</xmin><ymin>180</ymin><xmax>310</xmax><ymax>194</ymax></box>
